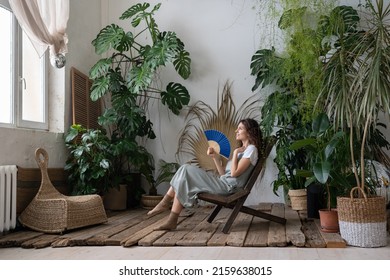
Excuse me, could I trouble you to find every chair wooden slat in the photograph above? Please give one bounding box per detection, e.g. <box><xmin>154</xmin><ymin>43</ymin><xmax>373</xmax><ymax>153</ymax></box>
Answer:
<box><xmin>197</xmin><ymin>136</ymin><xmax>286</xmax><ymax>233</ymax></box>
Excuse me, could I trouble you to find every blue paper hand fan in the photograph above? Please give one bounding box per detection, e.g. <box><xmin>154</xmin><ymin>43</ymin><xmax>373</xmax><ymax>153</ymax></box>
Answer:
<box><xmin>204</xmin><ymin>129</ymin><xmax>231</xmax><ymax>158</ymax></box>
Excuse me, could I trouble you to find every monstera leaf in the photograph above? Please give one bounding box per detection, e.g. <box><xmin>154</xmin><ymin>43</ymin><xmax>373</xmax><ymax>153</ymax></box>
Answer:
<box><xmin>90</xmin><ymin>76</ymin><xmax>110</xmax><ymax>101</ymax></box>
<box><xmin>174</xmin><ymin>50</ymin><xmax>191</xmax><ymax>79</ymax></box>
<box><xmin>92</xmin><ymin>24</ymin><xmax>134</xmax><ymax>54</ymax></box>
<box><xmin>250</xmin><ymin>47</ymin><xmax>283</xmax><ymax>91</ymax></box>
<box><xmin>146</xmin><ymin>31</ymin><xmax>180</xmax><ymax>68</ymax></box>
<box><xmin>126</xmin><ymin>63</ymin><xmax>155</xmax><ymax>93</ymax></box>
<box><xmin>161</xmin><ymin>83</ymin><xmax>190</xmax><ymax>115</ymax></box>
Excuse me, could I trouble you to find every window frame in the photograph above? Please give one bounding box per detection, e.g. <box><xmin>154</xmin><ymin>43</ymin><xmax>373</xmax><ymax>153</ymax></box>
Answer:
<box><xmin>0</xmin><ymin>0</ymin><xmax>49</xmax><ymax>131</ymax></box>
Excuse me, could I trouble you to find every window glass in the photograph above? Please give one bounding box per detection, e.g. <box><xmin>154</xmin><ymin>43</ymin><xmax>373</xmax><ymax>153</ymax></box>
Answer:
<box><xmin>22</xmin><ymin>31</ymin><xmax>45</xmax><ymax>123</ymax></box>
<box><xmin>0</xmin><ymin>2</ymin><xmax>48</xmax><ymax>130</ymax></box>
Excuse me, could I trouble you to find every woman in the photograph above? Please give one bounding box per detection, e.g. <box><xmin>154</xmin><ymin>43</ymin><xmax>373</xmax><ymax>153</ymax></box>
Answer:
<box><xmin>147</xmin><ymin>118</ymin><xmax>262</xmax><ymax>230</ymax></box>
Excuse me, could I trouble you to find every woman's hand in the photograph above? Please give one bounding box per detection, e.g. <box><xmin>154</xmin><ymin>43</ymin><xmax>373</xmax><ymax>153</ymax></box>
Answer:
<box><xmin>233</xmin><ymin>146</ymin><xmax>246</xmax><ymax>155</ymax></box>
<box><xmin>207</xmin><ymin>147</ymin><xmax>219</xmax><ymax>158</ymax></box>
<box><xmin>208</xmin><ymin>147</ymin><xmax>225</xmax><ymax>175</ymax></box>
<box><xmin>230</xmin><ymin>146</ymin><xmax>250</xmax><ymax>177</ymax></box>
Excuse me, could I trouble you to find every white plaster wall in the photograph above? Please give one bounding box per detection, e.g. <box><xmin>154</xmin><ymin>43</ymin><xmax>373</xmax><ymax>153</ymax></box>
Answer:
<box><xmin>104</xmin><ymin>0</ymin><xmax>384</xmax><ymax>204</ymax></box>
<box><xmin>105</xmin><ymin>0</ymin><xmax>286</xmax><ymax>203</ymax></box>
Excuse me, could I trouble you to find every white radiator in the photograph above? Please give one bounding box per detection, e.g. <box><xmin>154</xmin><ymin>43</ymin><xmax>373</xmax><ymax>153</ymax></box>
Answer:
<box><xmin>0</xmin><ymin>165</ymin><xmax>17</xmax><ymax>233</ymax></box>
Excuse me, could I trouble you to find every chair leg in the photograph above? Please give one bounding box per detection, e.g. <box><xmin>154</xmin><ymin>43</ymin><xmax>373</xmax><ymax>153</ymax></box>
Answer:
<box><xmin>222</xmin><ymin>198</ymin><xmax>246</xmax><ymax>234</ymax></box>
<box><xmin>240</xmin><ymin>206</ymin><xmax>286</xmax><ymax>224</ymax></box>
<box><xmin>207</xmin><ymin>205</ymin><xmax>223</xmax><ymax>223</ymax></box>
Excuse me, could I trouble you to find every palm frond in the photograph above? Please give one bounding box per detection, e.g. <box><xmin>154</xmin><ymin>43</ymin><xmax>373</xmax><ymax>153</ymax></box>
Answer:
<box><xmin>176</xmin><ymin>81</ymin><xmax>261</xmax><ymax>171</ymax></box>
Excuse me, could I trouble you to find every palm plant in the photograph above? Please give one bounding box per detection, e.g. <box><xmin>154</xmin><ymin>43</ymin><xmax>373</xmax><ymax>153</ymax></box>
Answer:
<box><xmin>176</xmin><ymin>81</ymin><xmax>260</xmax><ymax>171</ymax></box>
<box><xmin>316</xmin><ymin>1</ymin><xmax>390</xmax><ymax>194</ymax></box>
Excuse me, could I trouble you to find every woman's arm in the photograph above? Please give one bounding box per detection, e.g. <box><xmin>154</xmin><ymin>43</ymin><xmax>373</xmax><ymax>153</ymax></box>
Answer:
<box><xmin>207</xmin><ymin>147</ymin><xmax>225</xmax><ymax>176</ymax></box>
<box><xmin>230</xmin><ymin>147</ymin><xmax>251</xmax><ymax>177</ymax></box>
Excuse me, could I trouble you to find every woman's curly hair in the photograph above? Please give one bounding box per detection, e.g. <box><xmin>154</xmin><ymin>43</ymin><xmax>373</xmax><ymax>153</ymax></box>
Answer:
<box><xmin>238</xmin><ymin>118</ymin><xmax>262</xmax><ymax>152</ymax></box>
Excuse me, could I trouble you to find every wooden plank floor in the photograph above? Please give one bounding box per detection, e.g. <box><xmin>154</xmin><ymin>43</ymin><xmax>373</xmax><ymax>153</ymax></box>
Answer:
<box><xmin>0</xmin><ymin>203</ymin><xmax>346</xmax><ymax>249</ymax></box>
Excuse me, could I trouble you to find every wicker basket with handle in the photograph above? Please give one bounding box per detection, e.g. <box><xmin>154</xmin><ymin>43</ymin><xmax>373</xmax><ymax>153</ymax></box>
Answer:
<box><xmin>337</xmin><ymin>186</ymin><xmax>387</xmax><ymax>248</ymax></box>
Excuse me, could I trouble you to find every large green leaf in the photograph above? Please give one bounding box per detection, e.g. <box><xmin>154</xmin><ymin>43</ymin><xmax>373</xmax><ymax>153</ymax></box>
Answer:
<box><xmin>126</xmin><ymin>64</ymin><xmax>154</xmax><ymax>93</ymax></box>
<box><xmin>312</xmin><ymin>113</ymin><xmax>330</xmax><ymax>135</ymax></box>
<box><xmin>65</xmin><ymin>124</ymin><xmax>83</xmax><ymax>143</ymax></box>
<box><xmin>119</xmin><ymin>3</ymin><xmax>151</xmax><ymax>21</ymax></box>
<box><xmin>161</xmin><ymin>82</ymin><xmax>190</xmax><ymax>115</ymax></box>
<box><xmin>120</xmin><ymin>3</ymin><xmax>160</xmax><ymax>30</ymax></box>
<box><xmin>313</xmin><ymin>161</ymin><xmax>331</xmax><ymax>184</ymax></box>
<box><xmin>89</xmin><ymin>58</ymin><xmax>113</xmax><ymax>80</ymax></box>
<box><xmin>90</xmin><ymin>76</ymin><xmax>110</xmax><ymax>101</ymax></box>
<box><xmin>250</xmin><ymin>48</ymin><xmax>282</xmax><ymax>91</ymax></box>
<box><xmin>324</xmin><ymin>131</ymin><xmax>344</xmax><ymax>159</ymax></box>
<box><xmin>290</xmin><ymin>138</ymin><xmax>316</xmax><ymax>150</ymax></box>
<box><xmin>91</xmin><ymin>24</ymin><xmax>133</xmax><ymax>54</ymax></box>
<box><xmin>146</xmin><ymin>32</ymin><xmax>179</xmax><ymax>67</ymax></box>
<box><xmin>174</xmin><ymin>50</ymin><xmax>191</xmax><ymax>79</ymax></box>
<box><xmin>318</xmin><ymin>5</ymin><xmax>359</xmax><ymax>36</ymax></box>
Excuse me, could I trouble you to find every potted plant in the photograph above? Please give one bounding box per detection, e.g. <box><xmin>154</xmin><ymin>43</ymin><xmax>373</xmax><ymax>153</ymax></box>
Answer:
<box><xmin>64</xmin><ymin>124</ymin><xmax>113</xmax><ymax>195</ymax></box>
<box><xmin>316</xmin><ymin>1</ymin><xmax>390</xmax><ymax>247</ymax></box>
<box><xmin>290</xmin><ymin>113</ymin><xmax>354</xmax><ymax>231</ymax></box>
<box><xmin>65</xmin><ymin>3</ymin><xmax>191</xmax><ymax>199</ymax></box>
<box><xmin>140</xmin><ymin>159</ymin><xmax>180</xmax><ymax>209</ymax></box>
<box><xmin>250</xmin><ymin>6</ymin><xmax>326</xmax><ymax>208</ymax></box>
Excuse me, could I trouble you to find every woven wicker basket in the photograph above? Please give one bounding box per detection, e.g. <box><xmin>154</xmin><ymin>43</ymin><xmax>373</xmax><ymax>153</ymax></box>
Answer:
<box><xmin>141</xmin><ymin>195</ymin><xmax>164</xmax><ymax>209</ymax></box>
<box><xmin>288</xmin><ymin>189</ymin><xmax>307</xmax><ymax>211</ymax></box>
<box><xmin>337</xmin><ymin>187</ymin><xmax>387</xmax><ymax>248</ymax></box>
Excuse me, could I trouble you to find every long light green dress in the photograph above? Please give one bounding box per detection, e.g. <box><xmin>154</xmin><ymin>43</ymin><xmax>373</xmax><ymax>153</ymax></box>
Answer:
<box><xmin>170</xmin><ymin>145</ymin><xmax>258</xmax><ymax>208</ymax></box>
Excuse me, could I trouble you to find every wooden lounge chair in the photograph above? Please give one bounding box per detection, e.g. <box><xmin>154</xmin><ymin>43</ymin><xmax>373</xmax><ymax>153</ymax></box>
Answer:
<box><xmin>18</xmin><ymin>148</ymin><xmax>108</xmax><ymax>233</ymax></box>
<box><xmin>197</xmin><ymin>137</ymin><xmax>286</xmax><ymax>233</ymax></box>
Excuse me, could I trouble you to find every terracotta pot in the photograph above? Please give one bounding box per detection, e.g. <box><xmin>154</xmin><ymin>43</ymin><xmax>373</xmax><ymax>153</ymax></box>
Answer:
<box><xmin>319</xmin><ymin>209</ymin><xmax>339</xmax><ymax>233</ymax></box>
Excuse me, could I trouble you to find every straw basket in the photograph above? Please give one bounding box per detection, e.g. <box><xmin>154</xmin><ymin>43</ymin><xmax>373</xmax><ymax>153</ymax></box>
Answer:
<box><xmin>288</xmin><ymin>189</ymin><xmax>307</xmax><ymax>211</ymax></box>
<box><xmin>141</xmin><ymin>194</ymin><xmax>164</xmax><ymax>209</ymax></box>
<box><xmin>337</xmin><ymin>187</ymin><xmax>387</xmax><ymax>248</ymax></box>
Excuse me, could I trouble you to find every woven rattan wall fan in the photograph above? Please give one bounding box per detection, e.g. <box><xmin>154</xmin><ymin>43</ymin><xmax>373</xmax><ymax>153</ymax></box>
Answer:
<box><xmin>176</xmin><ymin>81</ymin><xmax>261</xmax><ymax>171</ymax></box>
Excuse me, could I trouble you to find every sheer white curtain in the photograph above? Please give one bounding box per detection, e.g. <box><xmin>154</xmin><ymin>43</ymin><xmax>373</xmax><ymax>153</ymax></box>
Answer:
<box><xmin>8</xmin><ymin>0</ymin><xmax>69</xmax><ymax>68</ymax></box>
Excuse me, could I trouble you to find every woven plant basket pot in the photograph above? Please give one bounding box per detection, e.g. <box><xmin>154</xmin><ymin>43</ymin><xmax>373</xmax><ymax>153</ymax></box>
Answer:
<box><xmin>337</xmin><ymin>187</ymin><xmax>387</xmax><ymax>248</ymax></box>
<box><xmin>288</xmin><ymin>189</ymin><xmax>307</xmax><ymax>211</ymax></box>
<box><xmin>141</xmin><ymin>194</ymin><xmax>164</xmax><ymax>209</ymax></box>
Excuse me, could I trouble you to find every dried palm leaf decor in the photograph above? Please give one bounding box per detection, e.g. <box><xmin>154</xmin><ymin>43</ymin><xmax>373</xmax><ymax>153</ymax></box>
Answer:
<box><xmin>176</xmin><ymin>81</ymin><xmax>261</xmax><ymax>171</ymax></box>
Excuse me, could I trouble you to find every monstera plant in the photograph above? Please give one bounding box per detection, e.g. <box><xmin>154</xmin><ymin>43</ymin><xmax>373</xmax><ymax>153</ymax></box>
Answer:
<box><xmin>91</xmin><ymin>3</ymin><xmax>190</xmax><ymax>178</ymax></box>
<box><xmin>65</xmin><ymin>3</ymin><xmax>191</xmax><ymax>195</ymax></box>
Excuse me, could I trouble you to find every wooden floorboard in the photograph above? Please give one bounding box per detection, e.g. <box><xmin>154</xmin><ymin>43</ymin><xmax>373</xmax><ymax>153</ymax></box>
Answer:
<box><xmin>0</xmin><ymin>204</ymin><xmax>347</xmax><ymax>249</ymax></box>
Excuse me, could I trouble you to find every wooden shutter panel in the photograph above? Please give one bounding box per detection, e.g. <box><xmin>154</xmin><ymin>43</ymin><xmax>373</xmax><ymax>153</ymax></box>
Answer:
<box><xmin>71</xmin><ymin>67</ymin><xmax>101</xmax><ymax>129</ymax></box>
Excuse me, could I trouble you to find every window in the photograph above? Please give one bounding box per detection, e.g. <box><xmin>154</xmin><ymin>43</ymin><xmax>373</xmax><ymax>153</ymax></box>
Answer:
<box><xmin>0</xmin><ymin>1</ymin><xmax>48</xmax><ymax>130</ymax></box>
